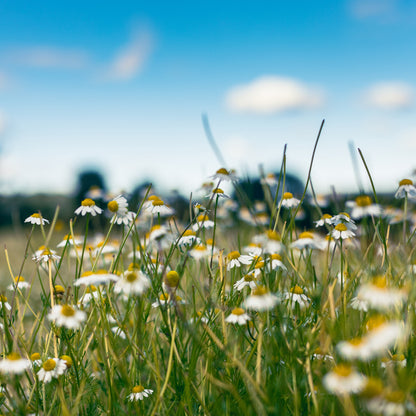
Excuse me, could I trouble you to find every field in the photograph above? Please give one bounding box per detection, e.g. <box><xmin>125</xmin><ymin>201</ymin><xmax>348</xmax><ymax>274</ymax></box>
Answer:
<box><xmin>0</xmin><ymin>145</ymin><xmax>415</xmax><ymax>416</ymax></box>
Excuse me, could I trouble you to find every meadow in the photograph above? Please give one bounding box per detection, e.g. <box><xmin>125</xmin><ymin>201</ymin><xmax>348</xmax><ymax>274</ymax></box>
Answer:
<box><xmin>0</xmin><ymin>134</ymin><xmax>415</xmax><ymax>415</ymax></box>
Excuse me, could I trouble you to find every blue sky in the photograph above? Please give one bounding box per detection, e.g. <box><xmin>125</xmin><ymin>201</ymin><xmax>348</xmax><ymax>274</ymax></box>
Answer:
<box><xmin>0</xmin><ymin>0</ymin><xmax>415</xmax><ymax>196</ymax></box>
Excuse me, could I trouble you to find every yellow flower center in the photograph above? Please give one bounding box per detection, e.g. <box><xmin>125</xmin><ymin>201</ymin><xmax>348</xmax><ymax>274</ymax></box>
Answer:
<box><xmin>107</xmin><ymin>200</ymin><xmax>119</xmax><ymax>212</ymax></box>
<box><xmin>86</xmin><ymin>285</ymin><xmax>97</xmax><ymax>293</ymax></box>
<box><xmin>266</xmin><ymin>230</ymin><xmax>281</xmax><ymax>241</ymax></box>
<box><xmin>31</xmin><ymin>352</ymin><xmax>41</xmax><ymax>361</ymax></box>
<box><xmin>322</xmin><ymin>214</ymin><xmax>332</xmax><ymax>220</ymax></box>
<box><xmin>349</xmin><ymin>337</ymin><xmax>364</xmax><ymax>346</ymax></box>
<box><xmin>366</xmin><ymin>315</ymin><xmax>386</xmax><ymax>331</ymax></box>
<box><xmin>31</xmin><ymin>213</ymin><xmax>41</xmax><ymax>218</ymax></box>
<box><xmin>290</xmin><ymin>285</ymin><xmax>303</xmax><ymax>295</ymax></box>
<box><xmin>128</xmin><ymin>263</ymin><xmax>140</xmax><ymax>271</ymax></box>
<box><xmin>216</xmin><ymin>168</ymin><xmax>229</xmax><ymax>175</ymax></box>
<box><xmin>212</xmin><ymin>188</ymin><xmax>224</xmax><ymax>194</ymax></box>
<box><xmin>228</xmin><ymin>251</ymin><xmax>241</xmax><ymax>260</ymax></box>
<box><xmin>232</xmin><ymin>307</ymin><xmax>245</xmax><ymax>316</ymax></box>
<box><xmin>333</xmin><ymin>364</ymin><xmax>352</xmax><ymax>377</ymax></box>
<box><xmin>251</xmin><ymin>286</ymin><xmax>268</xmax><ymax>296</ymax></box>
<box><xmin>197</xmin><ymin>214</ymin><xmax>209</xmax><ymax>222</ymax></box>
<box><xmin>392</xmin><ymin>353</ymin><xmax>405</xmax><ymax>361</ymax></box>
<box><xmin>81</xmin><ymin>198</ymin><xmax>95</xmax><ymax>207</ymax></box>
<box><xmin>42</xmin><ymin>359</ymin><xmax>56</xmax><ymax>372</ymax></box>
<box><xmin>372</xmin><ymin>275</ymin><xmax>387</xmax><ymax>289</ymax></box>
<box><xmin>165</xmin><ymin>271</ymin><xmax>180</xmax><ymax>287</ymax></box>
<box><xmin>299</xmin><ymin>232</ymin><xmax>314</xmax><ymax>239</ymax></box>
<box><xmin>266</xmin><ymin>173</ymin><xmax>275</xmax><ymax>179</ymax></box>
<box><xmin>270</xmin><ymin>254</ymin><xmax>282</xmax><ymax>261</ymax></box>
<box><xmin>355</xmin><ymin>195</ymin><xmax>372</xmax><ymax>207</ymax></box>
<box><xmin>152</xmin><ymin>199</ymin><xmax>165</xmax><ymax>206</ymax></box>
<box><xmin>339</xmin><ymin>212</ymin><xmax>350</xmax><ymax>218</ymax></box>
<box><xmin>14</xmin><ymin>276</ymin><xmax>25</xmax><ymax>283</ymax></box>
<box><xmin>132</xmin><ymin>385</ymin><xmax>145</xmax><ymax>393</ymax></box>
<box><xmin>384</xmin><ymin>390</ymin><xmax>405</xmax><ymax>403</ymax></box>
<box><xmin>7</xmin><ymin>352</ymin><xmax>21</xmax><ymax>361</ymax></box>
<box><xmin>361</xmin><ymin>378</ymin><xmax>383</xmax><ymax>398</ymax></box>
<box><xmin>244</xmin><ymin>273</ymin><xmax>255</xmax><ymax>282</ymax></box>
<box><xmin>0</xmin><ymin>295</ymin><xmax>8</xmax><ymax>302</ymax></box>
<box><xmin>182</xmin><ymin>230</ymin><xmax>195</xmax><ymax>237</ymax></box>
<box><xmin>61</xmin><ymin>305</ymin><xmax>76</xmax><ymax>317</ymax></box>
<box><xmin>254</xmin><ymin>261</ymin><xmax>265</xmax><ymax>269</ymax></box>
<box><xmin>399</xmin><ymin>178</ymin><xmax>413</xmax><ymax>186</ymax></box>
<box><xmin>54</xmin><ymin>285</ymin><xmax>65</xmax><ymax>295</ymax></box>
<box><xmin>159</xmin><ymin>293</ymin><xmax>169</xmax><ymax>301</ymax></box>
<box><xmin>126</xmin><ymin>272</ymin><xmax>138</xmax><ymax>283</ymax></box>
<box><xmin>335</xmin><ymin>223</ymin><xmax>347</xmax><ymax>232</ymax></box>
<box><xmin>283</xmin><ymin>192</ymin><xmax>293</xmax><ymax>199</ymax></box>
<box><xmin>60</xmin><ymin>355</ymin><xmax>73</xmax><ymax>367</ymax></box>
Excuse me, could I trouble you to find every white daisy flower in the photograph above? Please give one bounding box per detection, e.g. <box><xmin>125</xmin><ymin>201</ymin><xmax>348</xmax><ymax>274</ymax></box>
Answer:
<box><xmin>290</xmin><ymin>231</ymin><xmax>326</xmax><ymax>250</ymax></box>
<box><xmin>114</xmin><ymin>269</ymin><xmax>151</xmax><ymax>296</ymax></box>
<box><xmin>226</xmin><ymin>250</ymin><xmax>253</xmax><ymax>270</ymax></box>
<box><xmin>37</xmin><ymin>358</ymin><xmax>67</xmax><ymax>383</ymax></box>
<box><xmin>192</xmin><ymin>214</ymin><xmax>214</xmax><ymax>230</ymax></box>
<box><xmin>225</xmin><ymin>307</ymin><xmax>251</xmax><ymax>325</ymax></box>
<box><xmin>355</xmin><ymin>276</ymin><xmax>407</xmax><ymax>311</ymax></box>
<box><xmin>177</xmin><ymin>230</ymin><xmax>201</xmax><ymax>248</ymax></box>
<box><xmin>207</xmin><ymin>187</ymin><xmax>230</xmax><ymax>199</ymax></box>
<box><xmin>48</xmin><ymin>304</ymin><xmax>86</xmax><ymax>329</ymax></box>
<box><xmin>0</xmin><ymin>295</ymin><xmax>12</xmax><ymax>311</ymax></box>
<box><xmin>127</xmin><ymin>385</ymin><xmax>154</xmax><ymax>401</ymax></box>
<box><xmin>111</xmin><ymin>326</ymin><xmax>127</xmax><ymax>339</ymax></box>
<box><xmin>253</xmin><ymin>230</ymin><xmax>283</xmax><ymax>254</ymax></box>
<box><xmin>74</xmin><ymin>198</ymin><xmax>103</xmax><ymax>216</ymax></box>
<box><xmin>210</xmin><ymin>167</ymin><xmax>238</xmax><ymax>182</ymax></box>
<box><xmin>346</xmin><ymin>195</ymin><xmax>382</xmax><ymax>219</ymax></box>
<box><xmin>234</xmin><ymin>273</ymin><xmax>258</xmax><ymax>291</ymax></box>
<box><xmin>381</xmin><ymin>354</ymin><xmax>407</xmax><ymax>369</ymax></box>
<box><xmin>0</xmin><ymin>353</ymin><xmax>31</xmax><ymax>375</ymax></box>
<box><xmin>331</xmin><ymin>223</ymin><xmax>355</xmax><ymax>240</ymax></box>
<box><xmin>24</xmin><ymin>213</ymin><xmax>49</xmax><ymax>225</ymax></box>
<box><xmin>30</xmin><ymin>352</ymin><xmax>42</xmax><ymax>367</ymax></box>
<box><xmin>189</xmin><ymin>244</ymin><xmax>210</xmax><ymax>260</ymax></box>
<box><xmin>330</xmin><ymin>212</ymin><xmax>357</xmax><ymax>230</ymax></box>
<box><xmin>323</xmin><ymin>364</ymin><xmax>366</xmax><ymax>395</ymax></box>
<box><xmin>151</xmin><ymin>293</ymin><xmax>185</xmax><ymax>308</ymax></box>
<box><xmin>78</xmin><ymin>286</ymin><xmax>101</xmax><ymax>306</ymax></box>
<box><xmin>267</xmin><ymin>253</ymin><xmax>287</xmax><ymax>271</ymax></box>
<box><xmin>32</xmin><ymin>247</ymin><xmax>61</xmax><ymax>263</ymax></box>
<box><xmin>7</xmin><ymin>275</ymin><xmax>30</xmax><ymax>291</ymax></box>
<box><xmin>57</xmin><ymin>234</ymin><xmax>83</xmax><ymax>248</ymax></box>
<box><xmin>314</xmin><ymin>213</ymin><xmax>333</xmax><ymax>227</ymax></box>
<box><xmin>336</xmin><ymin>337</ymin><xmax>374</xmax><ymax>361</ymax></box>
<box><xmin>280</xmin><ymin>192</ymin><xmax>300</xmax><ymax>208</ymax></box>
<box><xmin>244</xmin><ymin>286</ymin><xmax>279</xmax><ymax>311</ymax></box>
<box><xmin>261</xmin><ymin>173</ymin><xmax>278</xmax><ymax>187</ymax></box>
<box><xmin>284</xmin><ymin>286</ymin><xmax>311</xmax><ymax>309</ymax></box>
<box><xmin>243</xmin><ymin>243</ymin><xmax>263</xmax><ymax>257</ymax></box>
<box><xmin>74</xmin><ymin>270</ymin><xmax>119</xmax><ymax>286</ymax></box>
<box><xmin>395</xmin><ymin>179</ymin><xmax>416</xmax><ymax>199</ymax></box>
<box><xmin>146</xmin><ymin>198</ymin><xmax>175</xmax><ymax>216</ymax></box>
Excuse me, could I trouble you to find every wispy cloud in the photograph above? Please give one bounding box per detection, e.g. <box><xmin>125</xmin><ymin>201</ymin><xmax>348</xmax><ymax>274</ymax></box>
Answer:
<box><xmin>349</xmin><ymin>0</ymin><xmax>416</xmax><ymax>22</ymax></box>
<box><xmin>0</xmin><ymin>110</ymin><xmax>7</xmax><ymax>135</ymax></box>
<box><xmin>9</xmin><ymin>47</ymin><xmax>89</xmax><ymax>69</ymax></box>
<box><xmin>0</xmin><ymin>72</ymin><xmax>7</xmax><ymax>89</ymax></box>
<box><xmin>225</xmin><ymin>76</ymin><xmax>325</xmax><ymax>114</ymax></box>
<box><xmin>362</xmin><ymin>82</ymin><xmax>414</xmax><ymax>110</ymax></box>
<box><xmin>105</xmin><ymin>27</ymin><xmax>154</xmax><ymax>81</ymax></box>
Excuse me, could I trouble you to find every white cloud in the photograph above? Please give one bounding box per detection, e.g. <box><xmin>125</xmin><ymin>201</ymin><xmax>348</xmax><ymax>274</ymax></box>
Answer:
<box><xmin>10</xmin><ymin>47</ymin><xmax>89</xmax><ymax>69</ymax></box>
<box><xmin>362</xmin><ymin>82</ymin><xmax>414</xmax><ymax>110</ymax></box>
<box><xmin>225</xmin><ymin>76</ymin><xmax>325</xmax><ymax>114</ymax></box>
<box><xmin>0</xmin><ymin>72</ymin><xmax>7</xmax><ymax>89</ymax></box>
<box><xmin>349</xmin><ymin>0</ymin><xmax>396</xmax><ymax>19</ymax></box>
<box><xmin>106</xmin><ymin>27</ymin><xmax>154</xmax><ymax>81</ymax></box>
<box><xmin>0</xmin><ymin>111</ymin><xmax>6</xmax><ymax>135</ymax></box>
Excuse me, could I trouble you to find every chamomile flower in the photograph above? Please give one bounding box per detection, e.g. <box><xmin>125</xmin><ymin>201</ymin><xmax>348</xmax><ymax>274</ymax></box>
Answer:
<box><xmin>225</xmin><ymin>307</ymin><xmax>251</xmax><ymax>325</ymax></box>
<box><xmin>243</xmin><ymin>243</ymin><xmax>263</xmax><ymax>257</ymax></box>
<box><xmin>346</xmin><ymin>195</ymin><xmax>382</xmax><ymax>219</ymax></box>
<box><xmin>226</xmin><ymin>250</ymin><xmax>253</xmax><ymax>270</ymax></box>
<box><xmin>261</xmin><ymin>173</ymin><xmax>278</xmax><ymax>187</ymax></box>
<box><xmin>314</xmin><ymin>213</ymin><xmax>332</xmax><ymax>227</ymax></box>
<box><xmin>107</xmin><ymin>194</ymin><xmax>128</xmax><ymax>215</ymax></box>
<box><xmin>151</xmin><ymin>293</ymin><xmax>185</xmax><ymax>308</ymax></box>
<box><xmin>128</xmin><ymin>385</ymin><xmax>154</xmax><ymax>401</ymax></box>
<box><xmin>395</xmin><ymin>178</ymin><xmax>416</xmax><ymax>199</ymax></box>
<box><xmin>211</xmin><ymin>167</ymin><xmax>238</xmax><ymax>182</ymax></box>
<box><xmin>244</xmin><ymin>286</ymin><xmax>279</xmax><ymax>311</ymax></box>
<box><xmin>74</xmin><ymin>198</ymin><xmax>103</xmax><ymax>216</ymax></box>
<box><xmin>177</xmin><ymin>229</ymin><xmax>200</xmax><ymax>248</ymax></box>
<box><xmin>234</xmin><ymin>273</ymin><xmax>258</xmax><ymax>291</ymax></box>
<box><xmin>381</xmin><ymin>354</ymin><xmax>407</xmax><ymax>369</ymax></box>
<box><xmin>267</xmin><ymin>253</ymin><xmax>287</xmax><ymax>271</ymax></box>
<box><xmin>114</xmin><ymin>269</ymin><xmax>151</xmax><ymax>296</ymax></box>
<box><xmin>331</xmin><ymin>223</ymin><xmax>355</xmax><ymax>240</ymax></box>
<box><xmin>146</xmin><ymin>198</ymin><xmax>175</xmax><ymax>216</ymax></box>
<box><xmin>336</xmin><ymin>337</ymin><xmax>374</xmax><ymax>361</ymax></box>
<box><xmin>192</xmin><ymin>214</ymin><xmax>214</xmax><ymax>230</ymax></box>
<box><xmin>207</xmin><ymin>187</ymin><xmax>230</xmax><ymax>199</ymax></box>
<box><xmin>280</xmin><ymin>192</ymin><xmax>300</xmax><ymax>208</ymax></box>
<box><xmin>57</xmin><ymin>234</ymin><xmax>83</xmax><ymax>248</ymax></box>
<box><xmin>78</xmin><ymin>286</ymin><xmax>101</xmax><ymax>306</ymax></box>
<box><xmin>284</xmin><ymin>285</ymin><xmax>311</xmax><ymax>309</ymax></box>
<box><xmin>48</xmin><ymin>304</ymin><xmax>86</xmax><ymax>329</ymax></box>
<box><xmin>290</xmin><ymin>231</ymin><xmax>326</xmax><ymax>250</ymax></box>
<box><xmin>0</xmin><ymin>353</ymin><xmax>31</xmax><ymax>375</ymax></box>
<box><xmin>323</xmin><ymin>364</ymin><xmax>367</xmax><ymax>395</ymax></box>
<box><xmin>37</xmin><ymin>358</ymin><xmax>66</xmax><ymax>383</ymax></box>
<box><xmin>0</xmin><ymin>295</ymin><xmax>11</xmax><ymax>311</ymax></box>
<box><xmin>24</xmin><ymin>213</ymin><xmax>49</xmax><ymax>225</ymax></box>
<box><xmin>74</xmin><ymin>270</ymin><xmax>119</xmax><ymax>286</ymax></box>
<box><xmin>32</xmin><ymin>246</ymin><xmax>61</xmax><ymax>263</ymax></box>
<box><xmin>30</xmin><ymin>352</ymin><xmax>42</xmax><ymax>367</ymax></box>
<box><xmin>189</xmin><ymin>244</ymin><xmax>211</xmax><ymax>260</ymax></box>
<box><xmin>330</xmin><ymin>212</ymin><xmax>357</xmax><ymax>230</ymax></box>
<box><xmin>253</xmin><ymin>230</ymin><xmax>283</xmax><ymax>254</ymax></box>
<box><xmin>355</xmin><ymin>276</ymin><xmax>407</xmax><ymax>311</ymax></box>
<box><xmin>163</xmin><ymin>270</ymin><xmax>180</xmax><ymax>292</ymax></box>
<box><xmin>7</xmin><ymin>276</ymin><xmax>30</xmax><ymax>291</ymax></box>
